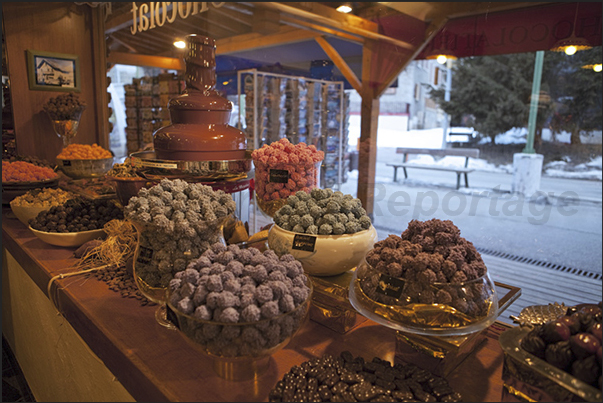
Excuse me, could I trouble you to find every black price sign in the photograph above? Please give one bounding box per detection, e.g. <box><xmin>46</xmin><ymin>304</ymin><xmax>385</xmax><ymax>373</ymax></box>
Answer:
<box><xmin>374</xmin><ymin>274</ymin><xmax>406</xmax><ymax>299</ymax></box>
<box><xmin>292</xmin><ymin>234</ymin><xmax>317</xmax><ymax>252</ymax></box>
<box><xmin>165</xmin><ymin>304</ymin><xmax>180</xmax><ymax>329</ymax></box>
<box><xmin>269</xmin><ymin>169</ymin><xmax>289</xmax><ymax>183</ymax></box>
<box><xmin>136</xmin><ymin>245</ymin><xmax>154</xmax><ymax>264</ymax></box>
<box><xmin>62</xmin><ymin>160</ymin><xmax>72</xmax><ymax>166</ymax></box>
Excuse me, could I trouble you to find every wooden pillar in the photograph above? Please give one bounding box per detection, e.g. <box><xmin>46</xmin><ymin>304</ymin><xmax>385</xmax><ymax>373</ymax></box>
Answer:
<box><xmin>90</xmin><ymin>5</ymin><xmax>110</xmax><ymax>150</ymax></box>
<box><xmin>357</xmin><ymin>41</ymin><xmax>379</xmax><ymax>218</ymax></box>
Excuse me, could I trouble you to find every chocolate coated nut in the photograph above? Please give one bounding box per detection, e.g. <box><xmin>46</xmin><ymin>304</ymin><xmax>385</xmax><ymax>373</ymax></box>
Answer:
<box><xmin>317</xmin><ymin>385</ymin><xmax>332</xmax><ymax>401</ymax></box>
<box><xmin>411</xmin><ymin>368</ymin><xmax>432</xmax><ymax>383</ymax></box>
<box><xmin>392</xmin><ymin>389</ymin><xmax>414</xmax><ymax>401</ymax></box>
<box><xmin>340</xmin><ymin>389</ymin><xmax>357</xmax><ymax>402</ymax></box>
<box><xmin>350</xmin><ymin>382</ymin><xmax>384</xmax><ymax>401</ymax></box>
<box><xmin>331</xmin><ymin>381</ymin><xmax>349</xmax><ymax>395</ymax></box>
<box><xmin>341</xmin><ymin>350</ymin><xmax>354</xmax><ymax>363</ymax></box>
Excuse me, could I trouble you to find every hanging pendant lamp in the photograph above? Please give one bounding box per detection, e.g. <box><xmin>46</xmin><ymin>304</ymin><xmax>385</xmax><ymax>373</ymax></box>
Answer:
<box><xmin>551</xmin><ymin>3</ymin><xmax>592</xmax><ymax>55</ymax></box>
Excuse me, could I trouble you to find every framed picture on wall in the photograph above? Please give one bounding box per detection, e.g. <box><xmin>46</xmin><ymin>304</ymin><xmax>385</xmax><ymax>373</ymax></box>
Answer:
<box><xmin>26</xmin><ymin>49</ymin><xmax>81</xmax><ymax>92</ymax></box>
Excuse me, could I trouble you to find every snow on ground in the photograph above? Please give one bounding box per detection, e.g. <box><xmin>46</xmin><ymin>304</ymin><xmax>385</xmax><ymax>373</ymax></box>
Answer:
<box><xmin>347</xmin><ymin>115</ymin><xmax>602</xmax><ymax>180</ymax></box>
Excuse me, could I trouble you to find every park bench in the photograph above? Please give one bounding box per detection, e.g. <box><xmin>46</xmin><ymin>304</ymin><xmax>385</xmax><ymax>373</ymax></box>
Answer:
<box><xmin>386</xmin><ymin>147</ymin><xmax>480</xmax><ymax>189</ymax></box>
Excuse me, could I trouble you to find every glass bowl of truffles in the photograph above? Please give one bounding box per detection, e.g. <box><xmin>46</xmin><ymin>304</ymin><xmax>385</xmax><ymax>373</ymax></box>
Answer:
<box><xmin>166</xmin><ymin>242</ymin><xmax>313</xmax><ymax>380</ymax></box>
<box><xmin>349</xmin><ymin>219</ymin><xmax>499</xmax><ymax>337</ymax></box>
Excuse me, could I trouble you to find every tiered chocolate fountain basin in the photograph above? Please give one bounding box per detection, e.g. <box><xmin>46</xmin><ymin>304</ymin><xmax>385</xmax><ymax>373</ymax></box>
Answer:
<box><xmin>132</xmin><ymin>35</ymin><xmax>250</xmax><ymax>182</ymax></box>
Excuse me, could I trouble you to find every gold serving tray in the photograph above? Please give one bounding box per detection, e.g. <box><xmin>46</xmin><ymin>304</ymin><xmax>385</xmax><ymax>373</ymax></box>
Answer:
<box><xmin>500</xmin><ymin>326</ymin><xmax>601</xmax><ymax>402</ymax></box>
<box><xmin>130</xmin><ymin>150</ymin><xmax>252</xmax><ymax>182</ymax></box>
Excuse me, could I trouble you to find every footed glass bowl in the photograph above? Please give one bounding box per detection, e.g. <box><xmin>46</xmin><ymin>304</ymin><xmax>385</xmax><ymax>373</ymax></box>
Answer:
<box><xmin>166</xmin><ymin>280</ymin><xmax>312</xmax><ymax>380</ymax></box>
<box><xmin>267</xmin><ymin>224</ymin><xmax>378</xmax><ymax>276</ymax></box>
<box><xmin>349</xmin><ymin>258</ymin><xmax>499</xmax><ymax>337</ymax></box>
<box><xmin>57</xmin><ymin>157</ymin><xmax>114</xmax><ymax>179</ymax></box>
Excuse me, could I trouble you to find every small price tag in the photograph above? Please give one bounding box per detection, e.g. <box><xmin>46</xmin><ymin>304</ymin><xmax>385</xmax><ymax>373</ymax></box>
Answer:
<box><xmin>165</xmin><ymin>304</ymin><xmax>180</xmax><ymax>329</ymax></box>
<box><xmin>374</xmin><ymin>273</ymin><xmax>406</xmax><ymax>299</ymax></box>
<box><xmin>269</xmin><ymin>169</ymin><xmax>289</xmax><ymax>183</ymax></box>
<box><xmin>136</xmin><ymin>245</ymin><xmax>153</xmax><ymax>264</ymax></box>
<box><xmin>292</xmin><ymin>234</ymin><xmax>317</xmax><ymax>252</ymax></box>
<box><xmin>62</xmin><ymin>160</ymin><xmax>72</xmax><ymax>166</ymax></box>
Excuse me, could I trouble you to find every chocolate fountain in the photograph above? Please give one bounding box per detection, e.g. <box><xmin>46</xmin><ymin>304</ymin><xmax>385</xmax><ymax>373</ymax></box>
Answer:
<box><xmin>130</xmin><ymin>35</ymin><xmax>250</xmax><ymax>181</ymax></box>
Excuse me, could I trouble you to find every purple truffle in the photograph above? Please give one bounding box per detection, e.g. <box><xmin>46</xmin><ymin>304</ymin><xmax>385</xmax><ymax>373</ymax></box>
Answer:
<box><xmin>241</xmin><ymin>304</ymin><xmax>261</xmax><ymax>322</ymax></box>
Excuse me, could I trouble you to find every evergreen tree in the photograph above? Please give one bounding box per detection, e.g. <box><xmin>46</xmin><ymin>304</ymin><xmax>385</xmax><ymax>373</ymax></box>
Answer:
<box><xmin>429</xmin><ymin>47</ymin><xmax>602</xmax><ymax>147</ymax></box>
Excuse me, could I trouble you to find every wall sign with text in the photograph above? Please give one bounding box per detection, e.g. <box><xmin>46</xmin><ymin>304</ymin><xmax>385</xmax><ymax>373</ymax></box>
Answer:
<box><xmin>130</xmin><ymin>2</ymin><xmax>224</xmax><ymax>35</ymax></box>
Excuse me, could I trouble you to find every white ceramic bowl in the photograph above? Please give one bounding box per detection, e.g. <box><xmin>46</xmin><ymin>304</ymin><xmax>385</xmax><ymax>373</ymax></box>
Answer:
<box><xmin>9</xmin><ymin>202</ymin><xmax>50</xmax><ymax>226</ymax></box>
<box><xmin>29</xmin><ymin>226</ymin><xmax>106</xmax><ymax>247</ymax></box>
<box><xmin>267</xmin><ymin>224</ymin><xmax>378</xmax><ymax>276</ymax></box>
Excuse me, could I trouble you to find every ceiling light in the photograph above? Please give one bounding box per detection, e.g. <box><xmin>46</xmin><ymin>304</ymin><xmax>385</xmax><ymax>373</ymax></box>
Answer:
<box><xmin>426</xmin><ymin>53</ymin><xmax>458</xmax><ymax>65</ymax></box>
<box><xmin>173</xmin><ymin>40</ymin><xmax>186</xmax><ymax>49</ymax></box>
<box><xmin>551</xmin><ymin>3</ymin><xmax>592</xmax><ymax>55</ymax></box>
<box><xmin>551</xmin><ymin>36</ymin><xmax>592</xmax><ymax>55</ymax></box>
<box><xmin>582</xmin><ymin>64</ymin><xmax>603</xmax><ymax>72</ymax></box>
<box><xmin>336</xmin><ymin>3</ymin><xmax>352</xmax><ymax>13</ymax></box>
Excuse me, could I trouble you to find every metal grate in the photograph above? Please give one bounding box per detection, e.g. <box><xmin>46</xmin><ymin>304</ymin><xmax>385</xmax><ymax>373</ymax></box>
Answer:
<box><xmin>476</xmin><ymin>247</ymin><xmax>602</xmax><ymax>281</ymax></box>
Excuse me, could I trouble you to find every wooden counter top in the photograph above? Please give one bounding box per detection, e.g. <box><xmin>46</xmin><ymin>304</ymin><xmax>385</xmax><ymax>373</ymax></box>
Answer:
<box><xmin>2</xmin><ymin>207</ymin><xmax>509</xmax><ymax>402</ymax></box>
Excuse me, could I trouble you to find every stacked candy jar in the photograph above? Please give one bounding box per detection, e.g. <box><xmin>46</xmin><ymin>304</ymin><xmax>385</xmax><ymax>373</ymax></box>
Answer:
<box><xmin>251</xmin><ymin>138</ymin><xmax>324</xmax><ymax>217</ymax></box>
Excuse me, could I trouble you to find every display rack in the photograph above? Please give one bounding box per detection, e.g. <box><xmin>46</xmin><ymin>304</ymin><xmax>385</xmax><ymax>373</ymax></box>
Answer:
<box><xmin>123</xmin><ymin>73</ymin><xmax>184</xmax><ymax>155</ymax></box>
<box><xmin>236</xmin><ymin>69</ymin><xmax>348</xmax><ymax>190</ymax></box>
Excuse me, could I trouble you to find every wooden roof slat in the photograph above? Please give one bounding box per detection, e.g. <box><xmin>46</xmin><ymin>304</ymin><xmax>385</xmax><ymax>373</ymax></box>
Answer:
<box><xmin>189</xmin><ymin>12</ymin><xmax>245</xmax><ymax>36</ymax></box>
<box><xmin>210</xmin><ymin>5</ymin><xmax>253</xmax><ymax>27</ymax></box>
<box><xmin>111</xmin><ymin>31</ymin><xmax>166</xmax><ymax>54</ymax></box>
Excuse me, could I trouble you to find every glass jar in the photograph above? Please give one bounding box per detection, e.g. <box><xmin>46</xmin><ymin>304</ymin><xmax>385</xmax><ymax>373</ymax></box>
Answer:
<box><xmin>253</xmin><ymin>160</ymin><xmax>322</xmax><ymax>217</ymax></box>
<box><xmin>131</xmin><ymin>218</ymin><xmax>226</xmax><ymax>327</ymax></box>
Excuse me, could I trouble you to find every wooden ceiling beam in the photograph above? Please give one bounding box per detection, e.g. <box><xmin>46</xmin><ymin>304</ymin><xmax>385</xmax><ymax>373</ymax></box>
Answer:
<box><xmin>375</xmin><ymin>15</ymin><xmax>449</xmax><ymax>97</ymax></box>
<box><xmin>210</xmin><ymin>5</ymin><xmax>253</xmax><ymax>27</ymax></box>
<box><xmin>191</xmin><ymin>13</ymin><xmax>244</xmax><ymax>36</ymax></box>
<box><xmin>105</xmin><ymin>3</ymin><xmax>138</xmax><ymax>34</ymax></box>
<box><xmin>107</xmin><ymin>51</ymin><xmax>184</xmax><ymax>71</ymax></box>
<box><xmin>111</xmin><ymin>31</ymin><xmax>164</xmax><ymax>54</ymax></box>
<box><xmin>314</xmin><ymin>36</ymin><xmax>362</xmax><ymax>94</ymax></box>
<box><xmin>108</xmin><ymin>33</ymin><xmax>139</xmax><ymax>54</ymax></box>
<box><xmin>280</xmin><ymin>16</ymin><xmax>364</xmax><ymax>44</ymax></box>
<box><xmin>216</xmin><ymin>25</ymin><xmax>320</xmax><ymax>55</ymax></box>
<box><xmin>253</xmin><ymin>2</ymin><xmax>414</xmax><ymax>51</ymax></box>
<box><xmin>285</xmin><ymin>2</ymin><xmax>379</xmax><ymax>32</ymax></box>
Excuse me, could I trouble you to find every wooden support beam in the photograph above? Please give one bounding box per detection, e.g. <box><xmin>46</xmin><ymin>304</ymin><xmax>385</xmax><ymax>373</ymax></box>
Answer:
<box><xmin>254</xmin><ymin>2</ymin><xmax>415</xmax><ymax>51</ymax></box>
<box><xmin>285</xmin><ymin>2</ymin><xmax>379</xmax><ymax>32</ymax></box>
<box><xmin>357</xmin><ymin>40</ymin><xmax>380</xmax><ymax>218</ymax></box>
<box><xmin>106</xmin><ymin>52</ymin><xmax>184</xmax><ymax>71</ymax></box>
<box><xmin>253</xmin><ymin>8</ymin><xmax>281</xmax><ymax>35</ymax></box>
<box><xmin>280</xmin><ymin>16</ymin><xmax>363</xmax><ymax>44</ymax></box>
<box><xmin>108</xmin><ymin>34</ymin><xmax>138</xmax><ymax>54</ymax></box>
<box><xmin>216</xmin><ymin>26</ymin><xmax>319</xmax><ymax>55</ymax></box>
<box><xmin>91</xmin><ymin>6</ymin><xmax>110</xmax><ymax>150</ymax></box>
<box><xmin>211</xmin><ymin>5</ymin><xmax>253</xmax><ymax>27</ymax></box>
<box><xmin>314</xmin><ymin>36</ymin><xmax>362</xmax><ymax>94</ymax></box>
<box><xmin>375</xmin><ymin>16</ymin><xmax>450</xmax><ymax>97</ymax></box>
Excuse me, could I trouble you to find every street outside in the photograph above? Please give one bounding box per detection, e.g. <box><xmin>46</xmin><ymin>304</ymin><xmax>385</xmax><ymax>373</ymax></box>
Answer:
<box><xmin>340</xmin><ymin>158</ymin><xmax>602</xmax><ymax>275</ymax></box>
<box><xmin>342</xmin><ymin>116</ymin><xmax>602</xmax><ymax>275</ymax></box>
